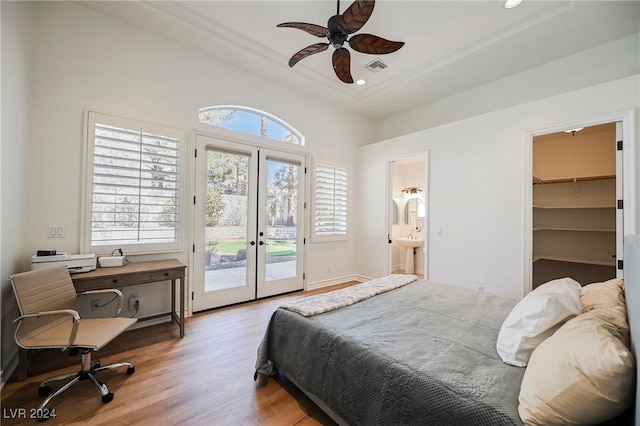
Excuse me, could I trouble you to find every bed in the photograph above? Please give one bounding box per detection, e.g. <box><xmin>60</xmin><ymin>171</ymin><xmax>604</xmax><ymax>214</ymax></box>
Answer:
<box><xmin>256</xmin><ymin>234</ymin><xmax>640</xmax><ymax>425</ymax></box>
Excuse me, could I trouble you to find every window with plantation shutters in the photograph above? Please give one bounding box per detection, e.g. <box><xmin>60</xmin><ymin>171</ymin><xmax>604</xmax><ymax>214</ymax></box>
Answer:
<box><xmin>312</xmin><ymin>159</ymin><xmax>348</xmax><ymax>241</ymax></box>
<box><xmin>82</xmin><ymin>112</ymin><xmax>185</xmax><ymax>254</ymax></box>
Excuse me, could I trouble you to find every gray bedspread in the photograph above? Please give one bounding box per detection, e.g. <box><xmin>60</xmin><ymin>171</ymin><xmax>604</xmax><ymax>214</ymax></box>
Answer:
<box><xmin>255</xmin><ymin>280</ymin><xmax>526</xmax><ymax>425</ymax></box>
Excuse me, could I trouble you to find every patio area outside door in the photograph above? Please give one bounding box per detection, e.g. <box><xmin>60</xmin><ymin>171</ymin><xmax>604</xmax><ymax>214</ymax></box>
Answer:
<box><xmin>193</xmin><ymin>135</ymin><xmax>305</xmax><ymax>311</ymax></box>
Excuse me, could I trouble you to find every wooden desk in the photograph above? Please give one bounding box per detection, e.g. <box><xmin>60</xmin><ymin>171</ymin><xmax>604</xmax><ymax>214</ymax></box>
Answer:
<box><xmin>71</xmin><ymin>259</ymin><xmax>187</xmax><ymax>338</ymax></box>
<box><xmin>16</xmin><ymin>259</ymin><xmax>186</xmax><ymax>381</ymax></box>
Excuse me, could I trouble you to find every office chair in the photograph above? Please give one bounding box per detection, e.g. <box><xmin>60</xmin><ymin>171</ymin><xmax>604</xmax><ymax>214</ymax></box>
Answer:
<box><xmin>11</xmin><ymin>266</ymin><xmax>137</xmax><ymax>421</ymax></box>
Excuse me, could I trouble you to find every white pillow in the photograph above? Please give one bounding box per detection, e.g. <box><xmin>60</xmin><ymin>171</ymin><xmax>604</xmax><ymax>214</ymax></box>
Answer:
<box><xmin>496</xmin><ymin>277</ymin><xmax>582</xmax><ymax>367</ymax></box>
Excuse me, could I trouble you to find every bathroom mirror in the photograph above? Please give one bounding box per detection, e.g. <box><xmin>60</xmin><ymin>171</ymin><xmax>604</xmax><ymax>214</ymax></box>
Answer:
<box><xmin>403</xmin><ymin>195</ymin><xmax>425</xmax><ymax>233</ymax></box>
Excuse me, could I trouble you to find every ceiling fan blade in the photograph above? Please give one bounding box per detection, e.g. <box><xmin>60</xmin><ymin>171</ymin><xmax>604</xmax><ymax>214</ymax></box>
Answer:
<box><xmin>277</xmin><ymin>22</ymin><xmax>328</xmax><ymax>38</ymax></box>
<box><xmin>332</xmin><ymin>48</ymin><xmax>354</xmax><ymax>84</ymax></box>
<box><xmin>339</xmin><ymin>0</ymin><xmax>375</xmax><ymax>34</ymax></box>
<box><xmin>288</xmin><ymin>43</ymin><xmax>329</xmax><ymax>67</ymax></box>
<box><xmin>348</xmin><ymin>34</ymin><xmax>405</xmax><ymax>54</ymax></box>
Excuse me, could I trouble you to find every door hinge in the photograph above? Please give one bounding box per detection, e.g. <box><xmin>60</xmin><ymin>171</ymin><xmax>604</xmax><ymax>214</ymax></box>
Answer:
<box><xmin>304</xmin><ymin>167</ymin><xmax>307</xmax><ymax>174</ymax></box>
<box><xmin>617</xmin><ymin>199</ymin><xmax>623</xmax><ymax>209</ymax></box>
<box><xmin>304</xmin><ymin>201</ymin><xmax>307</xmax><ymax>209</ymax></box>
<box><xmin>617</xmin><ymin>140</ymin><xmax>623</xmax><ymax>151</ymax></box>
<box><xmin>195</xmin><ymin>149</ymin><xmax>198</xmax><ymax>157</ymax></box>
<box><xmin>618</xmin><ymin>259</ymin><xmax>623</xmax><ymax>270</ymax></box>
<box><xmin>194</xmin><ymin>196</ymin><xmax>196</xmax><ymax>205</ymax></box>
<box><xmin>192</xmin><ymin>244</ymin><xmax>195</xmax><ymax>253</ymax></box>
<box><xmin>303</xmin><ymin>273</ymin><xmax>306</xmax><ymax>280</ymax></box>
<box><xmin>191</xmin><ymin>291</ymin><xmax>194</xmax><ymax>300</ymax></box>
<box><xmin>303</xmin><ymin>237</ymin><xmax>306</xmax><ymax>244</ymax></box>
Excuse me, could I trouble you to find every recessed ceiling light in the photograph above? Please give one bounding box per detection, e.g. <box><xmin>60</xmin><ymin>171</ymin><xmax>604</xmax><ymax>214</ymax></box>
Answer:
<box><xmin>355</xmin><ymin>79</ymin><xmax>366</xmax><ymax>86</ymax></box>
<box><xmin>504</xmin><ymin>0</ymin><xmax>523</xmax><ymax>9</ymax></box>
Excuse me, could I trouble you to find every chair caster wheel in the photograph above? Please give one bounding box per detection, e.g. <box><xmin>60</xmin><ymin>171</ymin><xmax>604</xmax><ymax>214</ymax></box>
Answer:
<box><xmin>126</xmin><ymin>366</ymin><xmax>135</xmax><ymax>375</ymax></box>
<box><xmin>102</xmin><ymin>392</ymin><xmax>114</xmax><ymax>403</ymax></box>
<box><xmin>38</xmin><ymin>385</ymin><xmax>52</xmax><ymax>397</ymax></box>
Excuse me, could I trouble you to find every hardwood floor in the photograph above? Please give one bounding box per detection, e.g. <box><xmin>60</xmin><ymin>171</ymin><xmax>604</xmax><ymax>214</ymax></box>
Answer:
<box><xmin>1</xmin><ymin>283</ymin><xmax>357</xmax><ymax>425</ymax></box>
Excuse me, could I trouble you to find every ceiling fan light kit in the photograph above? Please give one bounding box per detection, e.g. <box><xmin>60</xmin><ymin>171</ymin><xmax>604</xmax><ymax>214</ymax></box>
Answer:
<box><xmin>277</xmin><ymin>0</ymin><xmax>405</xmax><ymax>84</ymax></box>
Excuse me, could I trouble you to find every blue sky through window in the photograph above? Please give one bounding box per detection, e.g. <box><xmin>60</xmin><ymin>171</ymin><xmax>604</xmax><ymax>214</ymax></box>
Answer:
<box><xmin>199</xmin><ymin>106</ymin><xmax>302</xmax><ymax>145</ymax></box>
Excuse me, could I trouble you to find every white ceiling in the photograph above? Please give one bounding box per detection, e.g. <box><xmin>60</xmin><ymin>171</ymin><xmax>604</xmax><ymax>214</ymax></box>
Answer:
<box><xmin>79</xmin><ymin>1</ymin><xmax>639</xmax><ymax>120</ymax></box>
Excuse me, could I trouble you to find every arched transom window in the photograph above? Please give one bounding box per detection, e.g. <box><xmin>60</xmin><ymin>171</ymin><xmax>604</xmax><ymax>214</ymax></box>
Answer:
<box><xmin>198</xmin><ymin>105</ymin><xmax>304</xmax><ymax>146</ymax></box>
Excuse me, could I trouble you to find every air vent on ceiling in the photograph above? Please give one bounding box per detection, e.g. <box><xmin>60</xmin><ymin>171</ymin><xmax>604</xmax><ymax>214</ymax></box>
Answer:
<box><xmin>364</xmin><ymin>59</ymin><xmax>387</xmax><ymax>73</ymax></box>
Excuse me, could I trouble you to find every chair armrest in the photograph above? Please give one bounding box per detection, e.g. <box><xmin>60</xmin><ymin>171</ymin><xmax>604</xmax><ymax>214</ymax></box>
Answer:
<box><xmin>13</xmin><ymin>309</ymin><xmax>80</xmax><ymax>351</ymax></box>
<box><xmin>77</xmin><ymin>289</ymin><xmax>124</xmax><ymax>317</ymax></box>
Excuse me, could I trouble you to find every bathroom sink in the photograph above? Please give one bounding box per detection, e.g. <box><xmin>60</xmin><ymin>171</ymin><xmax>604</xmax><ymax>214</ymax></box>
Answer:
<box><xmin>396</xmin><ymin>238</ymin><xmax>423</xmax><ymax>248</ymax></box>
<box><xmin>396</xmin><ymin>238</ymin><xmax>423</xmax><ymax>274</ymax></box>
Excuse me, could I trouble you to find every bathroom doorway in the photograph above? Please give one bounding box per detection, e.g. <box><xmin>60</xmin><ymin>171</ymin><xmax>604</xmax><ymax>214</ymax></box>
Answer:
<box><xmin>388</xmin><ymin>154</ymin><xmax>429</xmax><ymax>278</ymax></box>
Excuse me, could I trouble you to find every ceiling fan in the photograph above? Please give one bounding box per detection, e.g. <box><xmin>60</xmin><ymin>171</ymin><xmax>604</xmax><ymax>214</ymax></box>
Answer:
<box><xmin>277</xmin><ymin>0</ymin><xmax>405</xmax><ymax>84</ymax></box>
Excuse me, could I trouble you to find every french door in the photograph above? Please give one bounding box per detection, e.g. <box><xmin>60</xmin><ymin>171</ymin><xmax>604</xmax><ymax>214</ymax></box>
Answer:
<box><xmin>193</xmin><ymin>135</ymin><xmax>305</xmax><ymax>312</ymax></box>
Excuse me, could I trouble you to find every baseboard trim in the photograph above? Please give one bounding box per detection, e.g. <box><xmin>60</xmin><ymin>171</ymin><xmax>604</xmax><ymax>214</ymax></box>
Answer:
<box><xmin>306</xmin><ymin>274</ymin><xmax>370</xmax><ymax>291</ymax></box>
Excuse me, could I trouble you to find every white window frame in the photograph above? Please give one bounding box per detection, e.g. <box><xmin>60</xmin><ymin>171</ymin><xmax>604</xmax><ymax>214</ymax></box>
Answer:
<box><xmin>81</xmin><ymin>111</ymin><xmax>187</xmax><ymax>255</ymax></box>
<box><xmin>311</xmin><ymin>157</ymin><xmax>348</xmax><ymax>242</ymax></box>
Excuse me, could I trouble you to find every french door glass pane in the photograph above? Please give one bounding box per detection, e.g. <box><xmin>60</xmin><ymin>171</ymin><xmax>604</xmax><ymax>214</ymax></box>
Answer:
<box><xmin>205</xmin><ymin>149</ymin><xmax>250</xmax><ymax>292</ymax></box>
<box><xmin>265</xmin><ymin>158</ymin><xmax>298</xmax><ymax>282</ymax></box>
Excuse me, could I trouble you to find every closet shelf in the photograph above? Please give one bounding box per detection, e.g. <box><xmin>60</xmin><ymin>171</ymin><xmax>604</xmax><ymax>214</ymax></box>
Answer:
<box><xmin>533</xmin><ymin>204</ymin><xmax>614</xmax><ymax>209</ymax></box>
<box><xmin>532</xmin><ymin>175</ymin><xmax>615</xmax><ymax>185</ymax></box>
<box><xmin>533</xmin><ymin>254</ymin><xmax>616</xmax><ymax>267</ymax></box>
<box><xmin>533</xmin><ymin>227</ymin><xmax>615</xmax><ymax>233</ymax></box>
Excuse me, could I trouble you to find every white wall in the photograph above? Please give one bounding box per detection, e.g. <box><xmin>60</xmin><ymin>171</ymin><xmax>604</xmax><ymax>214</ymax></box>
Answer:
<box><xmin>357</xmin><ymin>75</ymin><xmax>639</xmax><ymax>300</ymax></box>
<box><xmin>374</xmin><ymin>34</ymin><xmax>640</xmax><ymax>142</ymax></box>
<box><xmin>1</xmin><ymin>1</ymin><xmax>372</xmax><ymax>376</ymax></box>
<box><xmin>1</xmin><ymin>1</ymin><xmax>34</xmax><ymax>382</ymax></box>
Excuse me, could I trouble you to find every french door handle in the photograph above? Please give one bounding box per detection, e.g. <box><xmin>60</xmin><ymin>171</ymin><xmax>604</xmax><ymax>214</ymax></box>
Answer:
<box><xmin>249</xmin><ymin>241</ymin><xmax>256</xmax><ymax>246</ymax></box>
<box><xmin>259</xmin><ymin>241</ymin><xmax>267</xmax><ymax>246</ymax></box>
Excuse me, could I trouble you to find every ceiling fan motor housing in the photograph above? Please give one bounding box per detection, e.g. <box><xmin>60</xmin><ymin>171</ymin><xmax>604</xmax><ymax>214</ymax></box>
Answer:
<box><xmin>328</xmin><ymin>15</ymin><xmax>347</xmax><ymax>49</ymax></box>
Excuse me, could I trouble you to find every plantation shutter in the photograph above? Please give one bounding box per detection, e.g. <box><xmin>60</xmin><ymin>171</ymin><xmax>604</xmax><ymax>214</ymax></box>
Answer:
<box><xmin>84</xmin><ymin>112</ymin><xmax>184</xmax><ymax>253</ymax></box>
<box><xmin>313</xmin><ymin>161</ymin><xmax>348</xmax><ymax>240</ymax></box>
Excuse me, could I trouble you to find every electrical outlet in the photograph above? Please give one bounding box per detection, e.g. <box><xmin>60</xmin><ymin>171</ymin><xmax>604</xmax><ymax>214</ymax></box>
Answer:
<box><xmin>91</xmin><ymin>299</ymin><xmax>100</xmax><ymax>311</ymax></box>
<box><xmin>128</xmin><ymin>294</ymin><xmax>139</xmax><ymax>312</ymax></box>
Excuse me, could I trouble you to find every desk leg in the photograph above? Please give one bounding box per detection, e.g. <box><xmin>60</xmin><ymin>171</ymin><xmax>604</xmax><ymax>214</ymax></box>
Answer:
<box><xmin>171</xmin><ymin>278</ymin><xmax>176</xmax><ymax>325</ymax></box>
<box><xmin>179</xmin><ymin>276</ymin><xmax>185</xmax><ymax>338</ymax></box>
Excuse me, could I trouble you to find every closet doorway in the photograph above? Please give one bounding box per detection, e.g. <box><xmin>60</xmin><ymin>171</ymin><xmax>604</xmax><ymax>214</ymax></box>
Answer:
<box><xmin>531</xmin><ymin>122</ymin><xmax>622</xmax><ymax>288</ymax></box>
